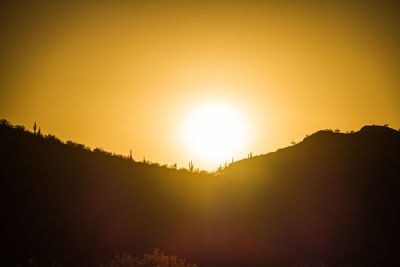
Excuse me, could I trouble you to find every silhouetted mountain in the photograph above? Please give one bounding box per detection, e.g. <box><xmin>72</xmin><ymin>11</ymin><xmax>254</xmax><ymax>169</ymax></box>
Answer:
<box><xmin>1</xmin><ymin>121</ymin><xmax>399</xmax><ymax>266</ymax></box>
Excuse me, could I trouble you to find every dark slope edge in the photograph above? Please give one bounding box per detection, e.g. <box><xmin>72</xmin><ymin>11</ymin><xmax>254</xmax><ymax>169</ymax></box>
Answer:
<box><xmin>1</xmin><ymin>124</ymin><xmax>400</xmax><ymax>266</ymax></box>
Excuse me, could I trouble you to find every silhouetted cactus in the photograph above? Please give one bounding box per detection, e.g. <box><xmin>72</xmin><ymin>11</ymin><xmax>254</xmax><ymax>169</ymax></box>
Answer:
<box><xmin>188</xmin><ymin>161</ymin><xmax>194</xmax><ymax>172</ymax></box>
<box><xmin>33</xmin><ymin>121</ymin><xmax>37</xmax><ymax>134</ymax></box>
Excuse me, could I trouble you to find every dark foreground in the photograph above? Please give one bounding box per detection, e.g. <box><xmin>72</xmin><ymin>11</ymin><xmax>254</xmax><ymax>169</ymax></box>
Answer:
<box><xmin>1</xmin><ymin>120</ymin><xmax>399</xmax><ymax>266</ymax></box>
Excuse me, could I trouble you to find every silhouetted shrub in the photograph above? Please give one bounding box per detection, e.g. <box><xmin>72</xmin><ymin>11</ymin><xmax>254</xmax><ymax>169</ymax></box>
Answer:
<box><xmin>0</xmin><ymin>118</ymin><xmax>11</xmax><ymax>127</ymax></box>
<box><xmin>14</xmin><ymin>125</ymin><xmax>26</xmax><ymax>131</ymax></box>
<box><xmin>101</xmin><ymin>249</ymin><xmax>198</xmax><ymax>267</ymax></box>
<box><xmin>169</xmin><ymin>163</ymin><xmax>177</xmax><ymax>169</ymax></box>
<box><xmin>45</xmin><ymin>134</ymin><xmax>62</xmax><ymax>143</ymax></box>
<box><xmin>94</xmin><ymin>147</ymin><xmax>112</xmax><ymax>156</ymax></box>
<box><xmin>216</xmin><ymin>165</ymin><xmax>223</xmax><ymax>172</ymax></box>
<box><xmin>66</xmin><ymin>140</ymin><xmax>90</xmax><ymax>151</ymax></box>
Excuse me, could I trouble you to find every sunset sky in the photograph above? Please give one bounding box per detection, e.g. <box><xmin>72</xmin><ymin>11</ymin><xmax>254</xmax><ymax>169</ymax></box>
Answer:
<box><xmin>1</xmin><ymin>1</ymin><xmax>399</xmax><ymax>170</ymax></box>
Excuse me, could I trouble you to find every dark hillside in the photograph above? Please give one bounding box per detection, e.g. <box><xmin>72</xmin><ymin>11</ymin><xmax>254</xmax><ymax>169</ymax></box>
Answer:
<box><xmin>0</xmin><ymin>122</ymin><xmax>213</xmax><ymax>266</ymax></box>
<box><xmin>223</xmin><ymin>126</ymin><xmax>400</xmax><ymax>265</ymax></box>
<box><xmin>1</xmin><ymin>121</ymin><xmax>400</xmax><ymax>266</ymax></box>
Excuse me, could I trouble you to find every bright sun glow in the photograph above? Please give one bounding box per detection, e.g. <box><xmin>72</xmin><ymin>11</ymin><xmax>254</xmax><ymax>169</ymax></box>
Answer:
<box><xmin>182</xmin><ymin>102</ymin><xmax>248</xmax><ymax>164</ymax></box>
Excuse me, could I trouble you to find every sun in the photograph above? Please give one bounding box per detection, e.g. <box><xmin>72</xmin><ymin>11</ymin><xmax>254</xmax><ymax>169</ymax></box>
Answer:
<box><xmin>182</xmin><ymin>102</ymin><xmax>248</xmax><ymax>164</ymax></box>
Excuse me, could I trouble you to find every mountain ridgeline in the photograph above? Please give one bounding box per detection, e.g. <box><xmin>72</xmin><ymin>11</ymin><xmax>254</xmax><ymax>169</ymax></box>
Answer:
<box><xmin>1</xmin><ymin>121</ymin><xmax>400</xmax><ymax>266</ymax></box>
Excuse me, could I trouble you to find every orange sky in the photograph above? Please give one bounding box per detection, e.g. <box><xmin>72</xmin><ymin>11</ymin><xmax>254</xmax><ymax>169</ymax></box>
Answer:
<box><xmin>1</xmin><ymin>1</ymin><xmax>399</xmax><ymax>170</ymax></box>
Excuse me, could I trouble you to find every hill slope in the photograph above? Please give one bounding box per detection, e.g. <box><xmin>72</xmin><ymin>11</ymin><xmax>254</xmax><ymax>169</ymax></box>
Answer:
<box><xmin>1</xmin><ymin>122</ymin><xmax>400</xmax><ymax>266</ymax></box>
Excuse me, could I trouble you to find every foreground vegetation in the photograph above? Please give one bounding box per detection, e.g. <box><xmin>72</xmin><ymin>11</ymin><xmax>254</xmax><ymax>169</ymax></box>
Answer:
<box><xmin>101</xmin><ymin>249</ymin><xmax>198</xmax><ymax>267</ymax></box>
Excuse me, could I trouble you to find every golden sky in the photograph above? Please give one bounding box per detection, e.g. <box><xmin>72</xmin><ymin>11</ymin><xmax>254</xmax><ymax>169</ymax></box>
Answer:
<box><xmin>1</xmin><ymin>1</ymin><xmax>399</xmax><ymax>170</ymax></box>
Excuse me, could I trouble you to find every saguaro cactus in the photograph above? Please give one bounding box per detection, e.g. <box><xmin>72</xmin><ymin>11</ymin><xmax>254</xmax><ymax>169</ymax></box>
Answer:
<box><xmin>33</xmin><ymin>121</ymin><xmax>37</xmax><ymax>134</ymax></box>
<box><xmin>188</xmin><ymin>161</ymin><xmax>194</xmax><ymax>172</ymax></box>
